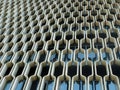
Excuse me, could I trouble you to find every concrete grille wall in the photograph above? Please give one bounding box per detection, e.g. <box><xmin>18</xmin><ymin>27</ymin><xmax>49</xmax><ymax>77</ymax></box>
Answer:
<box><xmin>0</xmin><ymin>0</ymin><xmax>120</xmax><ymax>90</ymax></box>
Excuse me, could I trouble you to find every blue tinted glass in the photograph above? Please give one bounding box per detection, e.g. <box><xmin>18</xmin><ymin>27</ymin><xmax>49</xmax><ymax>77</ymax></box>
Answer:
<box><xmin>16</xmin><ymin>54</ymin><xmax>23</xmax><ymax>62</ymax></box>
<box><xmin>88</xmin><ymin>51</ymin><xmax>97</xmax><ymax>61</ymax></box>
<box><xmin>4</xmin><ymin>80</ymin><xmax>12</xmax><ymax>90</ymax></box>
<box><xmin>73</xmin><ymin>81</ymin><xmax>85</xmax><ymax>90</ymax></box>
<box><xmin>6</xmin><ymin>54</ymin><xmax>13</xmax><ymax>62</ymax></box>
<box><xmin>50</xmin><ymin>53</ymin><xmax>58</xmax><ymax>62</ymax></box>
<box><xmin>106</xmin><ymin>81</ymin><xmax>117</xmax><ymax>90</ymax></box>
<box><xmin>15</xmin><ymin>79</ymin><xmax>26</xmax><ymax>90</ymax></box>
<box><xmin>28</xmin><ymin>53</ymin><xmax>35</xmax><ymax>62</ymax></box>
<box><xmin>76</xmin><ymin>52</ymin><xmax>84</xmax><ymax>62</ymax></box>
<box><xmin>102</xmin><ymin>52</ymin><xmax>111</xmax><ymax>63</ymax></box>
<box><xmin>63</xmin><ymin>53</ymin><xmax>71</xmax><ymax>63</ymax></box>
<box><xmin>89</xmin><ymin>80</ymin><xmax>101</xmax><ymax>90</ymax></box>
<box><xmin>44</xmin><ymin>80</ymin><xmax>54</xmax><ymax>90</ymax></box>
<box><xmin>59</xmin><ymin>81</ymin><xmax>68</xmax><ymax>90</ymax></box>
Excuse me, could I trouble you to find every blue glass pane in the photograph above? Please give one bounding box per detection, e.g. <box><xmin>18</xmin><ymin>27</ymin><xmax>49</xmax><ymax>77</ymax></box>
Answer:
<box><xmin>27</xmin><ymin>53</ymin><xmax>35</xmax><ymax>62</ymax></box>
<box><xmin>59</xmin><ymin>81</ymin><xmax>68</xmax><ymax>90</ymax></box>
<box><xmin>106</xmin><ymin>81</ymin><xmax>117</xmax><ymax>90</ymax></box>
<box><xmin>50</xmin><ymin>53</ymin><xmax>58</xmax><ymax>62</ymax></box>
<box><xmin>4</xmin><ymin>80</ymin><xmax>12</xmax><ymax>90</ymax></box>
<box><xmin>15</xmin><ymin>79</ymin><xmax>26</xmax><ymax>90</ymax></box>
<box><xmin>16</xmin><ymin>54</ymin><xmax>23</xmax><ymax>62</ymax></box>
<box><xmin>5</xmin><ymin>54</ymin><xmax>13</xmax><ymax>62</ymax></box>
<box><xmin>88</xmin><ymin>51</ymin><xmax>97</xmax><ymax>62</ymax></box>
<box><xmin>73</xmin><ymin>81</ymin><xmax>85</xmax><ymax>90</ymax></box>
<box><xmin>76</xmin><ymin>52</ymin><xmax>84</xmax><ymax>62</ymax></box>
<box><xmin>44</xmin><ymin>80</ymin><xmax>54</xmax><ymax>90</ymax></box>
<box><xmin>63</xmin><ymin>53</ymin><xmax>72</xmax><ymax>63</ymax></box>
<box><xmin>89</xmin><ymin>81</ymin><xmax>101</xmax><ymax>90</ymax></box>
<box><xmin>102</xmin><ymin>52</ymin><xmax>111</xmax><ymax>63</ymax></box>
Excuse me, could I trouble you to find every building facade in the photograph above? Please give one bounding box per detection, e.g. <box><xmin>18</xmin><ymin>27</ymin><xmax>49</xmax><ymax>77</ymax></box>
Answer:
<box><xmin>0</xmin><ymin>0</ymin><xmax>120</xmax><ymax>90</ymax></box>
